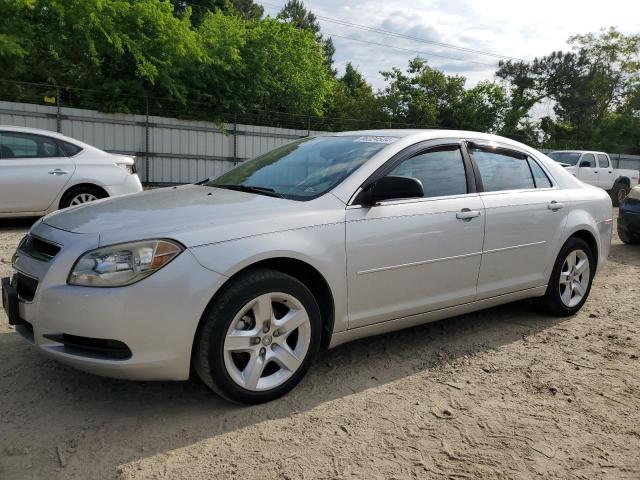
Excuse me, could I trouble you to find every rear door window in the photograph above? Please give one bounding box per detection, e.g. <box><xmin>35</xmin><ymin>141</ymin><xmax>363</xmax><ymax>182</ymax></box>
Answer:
<box><xmin>471</xmin><ymin>148</ymin><xmax>535</xmax><ymax>192</ymax></box>
<box><xmin>597</xmin><ymin>154</ymin><xmax>610</xmax><ymax>168</ymax></box>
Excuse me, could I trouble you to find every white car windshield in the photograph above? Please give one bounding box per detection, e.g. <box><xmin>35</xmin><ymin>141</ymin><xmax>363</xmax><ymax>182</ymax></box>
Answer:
<box><xmin>207</xmin><ymin>135</ymin><xmax>394</xmax><ymax>200</ymax></box>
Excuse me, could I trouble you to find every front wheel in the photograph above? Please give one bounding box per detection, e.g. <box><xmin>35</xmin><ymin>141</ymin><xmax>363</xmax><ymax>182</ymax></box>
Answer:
<box><xmin>193</xmin><ymin>269</ymin><xmax>321</xmax><ymax>404</ymax></box>
<box><xmin>536</xmin><ymin>237</ymin><xmax>595</xmax><ymax>316</ymax></box>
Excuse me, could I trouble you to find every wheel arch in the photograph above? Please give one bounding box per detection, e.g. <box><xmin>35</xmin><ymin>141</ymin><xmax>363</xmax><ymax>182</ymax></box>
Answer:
<box><xmin>194</xmin><ymin>256</ymin><xmax>336</xmax><ymax>352</ymax></box>
<box><xmin>59</xmin><ymin>183</ymin><xmax>109</xmax><ymax>208</ymax></box>
<box><xmin>615</xmin><ymin>176</ymin><xmax>631</xmax><ymax>187</ymax></box>
<box><xmin>567</xmin><ymin>229</ymin><xmax>598</xmax><ymax>263</ymax></box>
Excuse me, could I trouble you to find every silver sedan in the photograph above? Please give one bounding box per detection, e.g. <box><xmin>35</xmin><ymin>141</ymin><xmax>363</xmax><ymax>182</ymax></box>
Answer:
<box><xmin>2</xmin><ymin>130</ymin><xmax>613</xmax><ymax>403</ymax></box>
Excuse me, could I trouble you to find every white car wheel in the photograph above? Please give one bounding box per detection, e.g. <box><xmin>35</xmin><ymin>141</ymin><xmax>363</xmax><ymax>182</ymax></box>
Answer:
<box><xmin>69</xmin><ymin>193</ymin><xmax>98</xmax><ymax>205</ymax></box>
<box><xmin>223</xmin><ymin>292</ymin><xmax>312</xmax><ymax>392</ymax></box>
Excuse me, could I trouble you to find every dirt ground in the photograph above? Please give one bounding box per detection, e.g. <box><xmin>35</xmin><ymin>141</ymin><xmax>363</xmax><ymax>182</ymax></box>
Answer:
<box><xmin>0</xmin><ymin>212</ymin><xmax>638</xmax><ymax>480</ymax></box>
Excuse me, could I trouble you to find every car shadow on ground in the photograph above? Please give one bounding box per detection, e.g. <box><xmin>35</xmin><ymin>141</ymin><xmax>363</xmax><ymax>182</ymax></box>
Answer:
<box><xmin>0</xmin><ymin>300</ymin><xmax>567</xmax><ymax>477</ymax></box>
<box><xmin>608</xmin><ymin>241</ymin><xmax>640</xmax><ymax>267</ymax></box>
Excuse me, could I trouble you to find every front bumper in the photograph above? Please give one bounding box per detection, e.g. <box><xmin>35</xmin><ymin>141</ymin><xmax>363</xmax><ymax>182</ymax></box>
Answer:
<box><xmin>8</xmin><ymin>222</ymin><xmax>225</xmax><ymax>381</ymax></box>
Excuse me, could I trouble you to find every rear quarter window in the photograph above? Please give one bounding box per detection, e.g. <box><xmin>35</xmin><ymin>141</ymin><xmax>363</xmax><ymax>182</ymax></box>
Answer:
<box><xmin>59</xmin><ymin>140</ymin><xmax>83</xmax><ymax>157</ymax></box>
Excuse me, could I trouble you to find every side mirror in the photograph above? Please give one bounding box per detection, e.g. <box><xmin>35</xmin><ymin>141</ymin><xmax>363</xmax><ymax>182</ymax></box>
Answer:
<box><xmin>361</xmin><ymin>176</ymin><xmax>424</xmax><ymax>206</ymax></box>
<box><xmin>579</xmin><ymin>160</ymin><xmax>593</xmax><ymax>168</ymax></box>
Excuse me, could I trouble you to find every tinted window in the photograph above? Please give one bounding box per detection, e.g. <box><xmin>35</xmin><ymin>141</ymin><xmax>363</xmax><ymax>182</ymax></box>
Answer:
<box><xmin>597</xmin><ymin>154</ymin><xmax>610</xmax><ymax>168</ymax></box>
<box><xmin>0</xmin><ymin>132</ymin><xmax>62</xmax><ymax>159</ymax></box>
<box><xmin>60</xmin><ymin>140</ymin><xmax>82</xmax><ymax>156</ymax></box>
<box><xmin>389</xmin><ymin>147</ymin><xmax>467</xmax><ymax>198</ymax></box>
<box><xmin>527</xmin><ymin>157</ymin><xmax>552</xmax><ymax>188</ymax></box>
<box><xmin>580</xmin><ymin>153</ymin><xmax>595</xmax><ymax>167</ymax></box>
<box><xmin>473</xmin><ymin>149</ymin><xmax>535</xmax><ymax>191</ymax></box>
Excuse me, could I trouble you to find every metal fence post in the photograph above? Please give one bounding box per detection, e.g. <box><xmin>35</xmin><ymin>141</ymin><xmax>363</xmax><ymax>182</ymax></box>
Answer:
<box><xmin>233</xmin><ymin>113</ymin><xmax>238</xmax><ymax>165</ymax></box>
<box><xmin>145</xmin><ymin>96</ymin><xmax>150</xmax><ymax>184</ymax></box>
<box><xmin>307</xmin><ymin>115</ymin><xmax>311</xmax><ymax>137</ymax></box>
<box><xmin>56</xmin><ymin>87</ymin><xmax>61</xmax><ymax>133</ymax></box>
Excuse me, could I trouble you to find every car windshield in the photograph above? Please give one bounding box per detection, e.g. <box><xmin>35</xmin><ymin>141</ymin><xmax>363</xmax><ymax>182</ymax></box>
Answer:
<box><xmin>207</xmin><ymin>135</ymin><xmax>394</xmax><ymax>200</ymax></box>
<box><xmin>548</xmin><ymin>151</ymin><xmax>581</xmax><ymax>166</ymax></box>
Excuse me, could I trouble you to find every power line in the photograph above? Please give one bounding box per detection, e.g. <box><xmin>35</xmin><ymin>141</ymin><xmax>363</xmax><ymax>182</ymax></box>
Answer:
<box><xmin>258</xmin><ymin>1</ymin><xmax>523</xmax><ymax>62</ymax></box>
<box><xmin>326</xmin><ymin>32</ymin><xmax>497</xmax><ymax>67</ymax></box>
<box><xmin>180</xmin><ymin>0</ymin><xmax>517</xmax><ymax>66</ymax></box>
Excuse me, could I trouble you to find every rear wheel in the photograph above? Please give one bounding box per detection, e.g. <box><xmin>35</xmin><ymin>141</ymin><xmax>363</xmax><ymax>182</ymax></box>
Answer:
<box><xmin>60</xmin><ymin>185</ymin><xmax>106</xmax><ymax>209</ymax></box>
<box><xmin>193</xmin><ymin>269</ymin><xmax>321</xmax><ymax>404</ymax></box>
<box><xmin>610</xmin><ymin>182</ymin><xmax>629</xmax><ymax>207</ymax></box>
<box><xmin>537</xmin><ymin>237</ymin><xmax>594</xmax><ymax>316</ymax></box>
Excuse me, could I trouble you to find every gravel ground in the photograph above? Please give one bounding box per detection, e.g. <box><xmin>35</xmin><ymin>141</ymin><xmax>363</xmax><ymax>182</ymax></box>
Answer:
<box><xmin>0</xmin><ymin>212</ymin><xmax>639</xmax><ymax>479</ymax></box>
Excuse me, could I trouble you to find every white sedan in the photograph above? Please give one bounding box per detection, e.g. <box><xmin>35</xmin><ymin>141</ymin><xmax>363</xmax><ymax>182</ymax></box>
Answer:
<box><xmin>3</xmin><ymin>130</ymin><xmax>612</xmax><ymax>404</ymax></box>
<box><xmin>0</xmin><ymin>126</ymin><xmax>142</xmax><ymax>218</ymax></box>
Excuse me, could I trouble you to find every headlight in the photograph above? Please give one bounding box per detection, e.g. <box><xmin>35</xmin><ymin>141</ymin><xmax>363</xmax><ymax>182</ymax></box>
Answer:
<box><xmin>68</xmin><ymin>239</ymin><xmax>183</xmax><ymax>287</ymax></box>
<box><xmin>627</xmin><ymin>186</ymin><xmax>640</xmax><ymax>201</ymax></box>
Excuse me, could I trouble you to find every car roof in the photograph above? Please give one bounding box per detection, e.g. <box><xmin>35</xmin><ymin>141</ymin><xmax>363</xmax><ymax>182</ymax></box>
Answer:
<box><xmin>0</xmin><ymin>125</ymin><xmax>97</xmax><ymax>150</ymax></box>
<box><xmin>549</xmin><ymin>149</ymin><xmax>608</xmax><ymax>155</ymax></box>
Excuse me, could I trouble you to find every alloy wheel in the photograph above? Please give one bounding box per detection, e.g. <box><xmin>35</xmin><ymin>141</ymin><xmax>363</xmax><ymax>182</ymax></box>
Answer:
<box><xmin>559</xmin><ymin>249</ymin><xmax>590</xmax><ymax>308</ymax></box>
<box><xmin>223</xmin><ymin>292</ymin><xmax>311</xmax><ymax>391</ymax></box>
<box><xmin>69</xmin><ymin>193</ymin><xmax>98</xmax><ymax>205</ymax></box>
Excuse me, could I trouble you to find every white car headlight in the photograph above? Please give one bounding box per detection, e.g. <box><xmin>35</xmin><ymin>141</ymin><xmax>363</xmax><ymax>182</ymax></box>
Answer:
<box><xmin>68</xmin><ymin>239</ymin><xmax>183</xmax><ymax>287</ymax></box>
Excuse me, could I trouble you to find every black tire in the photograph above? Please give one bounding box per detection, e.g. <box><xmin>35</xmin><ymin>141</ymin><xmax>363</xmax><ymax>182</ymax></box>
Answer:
<box><xmin>59</xmin><ymin>185</ymin><xmax>106</xmax><ymax>209</ymax></box>
<box><xmin>536</xmin><ymin>237</ymin><xmax>595</xmax><ymax>317</ymax></box>
<box><xmin>193</xmin><ymin>269</ymin><xmax>321</xmax><ymax>404</ymax></box>
<box><xmin>618</xmin><ymin>226</ymin><xmax>639</xmax><ymax>245</ymax></box>
<box><xmin>610</xmin><ymin>182</ymin><xmax>629</xmax><ymax>207</ymax></box>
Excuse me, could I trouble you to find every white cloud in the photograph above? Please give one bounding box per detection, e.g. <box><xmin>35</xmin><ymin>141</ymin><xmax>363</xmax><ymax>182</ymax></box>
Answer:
<box><xmin>261</xmin><ymin>0</ymin><xmax>639</xmax><ymax>90</ymax></box>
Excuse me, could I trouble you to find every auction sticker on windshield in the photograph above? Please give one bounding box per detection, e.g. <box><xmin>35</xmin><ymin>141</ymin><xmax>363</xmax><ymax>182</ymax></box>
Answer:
<box><xmin>355</xmin><ymin>136</ymin><xmax>397</xmax><ymax>144</ymax></box>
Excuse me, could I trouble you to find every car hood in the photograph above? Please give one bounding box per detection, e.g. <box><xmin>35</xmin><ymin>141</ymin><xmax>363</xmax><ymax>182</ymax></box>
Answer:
<box><xmin>42</xmin><ymin>185</ymin><xmax>345</xmax><ymax>247</ymax></box>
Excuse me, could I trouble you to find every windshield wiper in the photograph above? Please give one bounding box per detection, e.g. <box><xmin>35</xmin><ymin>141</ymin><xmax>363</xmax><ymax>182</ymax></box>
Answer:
<box><xmin>210</xmin><ymin>184</ymin><xmax>284</xmax><ymax>198</ymax></box>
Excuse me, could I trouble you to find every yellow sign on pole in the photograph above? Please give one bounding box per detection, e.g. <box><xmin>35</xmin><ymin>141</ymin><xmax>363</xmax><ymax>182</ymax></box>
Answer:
<box><xmin>44</xmin><ymin>96</ymin><xmax>56</xmax><ymax>104</ymax></box>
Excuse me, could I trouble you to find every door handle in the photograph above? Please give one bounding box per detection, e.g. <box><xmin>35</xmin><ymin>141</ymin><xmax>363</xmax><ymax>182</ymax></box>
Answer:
<box><xmin>594</xmin><ymin>171</ymin><xmax>598</xmax><ymax>173</ymax></box>
<box><xmin>48</xmin><ymin>169</ymin><xmax>69</xmax><ymax>175</ymax></box>
<box><xmin>548</xmin><ymin>201</ymin><xmax>564</xmax><ymax>211</ymax></box>
<box><xmin>456</xmin><ymin>209</ymin><xmax>481</xmax><ymax>221</ymax></box>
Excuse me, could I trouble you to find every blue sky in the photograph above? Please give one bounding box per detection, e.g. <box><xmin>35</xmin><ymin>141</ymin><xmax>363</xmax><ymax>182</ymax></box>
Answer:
<box><xmin>260</xmin><ymin>0</ymin><xmax>640</xmax><ymax>91</ymax></box>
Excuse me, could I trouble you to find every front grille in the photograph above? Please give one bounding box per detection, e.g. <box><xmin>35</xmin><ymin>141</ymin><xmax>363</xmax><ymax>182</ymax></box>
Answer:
<box><xmin>43</xmin><ymin>334</ymin><xmax>132</xmax><ymax>360</ymax></box>
<box><xmin>18</xmin><ymin>234</ymin><xmax>61</xmax><ymax>262</ymax></box>
<box><xmin>12</xmin><ymin>272</ymin><xmax>39</xmax><ymax>302</ymax></box>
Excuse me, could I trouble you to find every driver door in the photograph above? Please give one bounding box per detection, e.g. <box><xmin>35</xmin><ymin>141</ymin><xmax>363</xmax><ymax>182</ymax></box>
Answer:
<box><xmin>576</xmin><ymin>153</ymin><xmax>598</xmax><ymax>186</ymax></box>
<box><xmin>345</xmin><ymin>141</ymin><xmax>485</xmax><ymax>328</ymax></box>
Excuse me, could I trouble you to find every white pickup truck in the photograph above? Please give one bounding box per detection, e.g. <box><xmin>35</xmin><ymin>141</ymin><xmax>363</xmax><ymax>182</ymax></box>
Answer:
<box><xmin>548</xmin><ymin>150</ymin><xmax>640</xmax><ymax>206</ymax></box>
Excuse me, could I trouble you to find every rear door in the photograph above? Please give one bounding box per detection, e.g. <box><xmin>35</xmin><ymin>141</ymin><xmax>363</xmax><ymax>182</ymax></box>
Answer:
<box><xmin>346</xmin><ymin>140</ymin><xmax>485</xmax><ymax>328</ymax></box>
<box><xmin>467</xmin><ymin>142</ymin><xmax>569</xmax><ymax>298</ymax></box>
<box><xmin>0</xmin><ymin>131</ymin><xmax>75</xmax><ymax>213</ymax></box>
<box><xmin>596</xmin><ymin>154</ymin><xmax>615</xmax><ymax>189</ymax></box>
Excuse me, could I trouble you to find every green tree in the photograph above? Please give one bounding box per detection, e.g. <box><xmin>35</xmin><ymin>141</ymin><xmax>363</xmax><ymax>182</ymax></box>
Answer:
<box><xmin>277</xmin><ymin>0</ymin><xmax>335</xmax><ymax>75</ymax></box>
<box><xmin>498</xmin><ymin>28</ymin><xmax>640</xmax><ymax>150</ymax></box>
<box><xmin>324</xmin><ymin>63</ymin><xmax>380</xmax><ymax>130</ymax></box>
<box><xmin>193</xmin><ymin>13</ymin><xmax>333</xmax><ymax>118</ymax></box>
<box><xmin>0</xmin><ymin>0</ymin><xmax>202</xmax><ymax>111</ymax></box>
<box><xmin>171</xmin><ymin>0</ymin><xmax>263</xmax><ymax>24</ymax></box>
